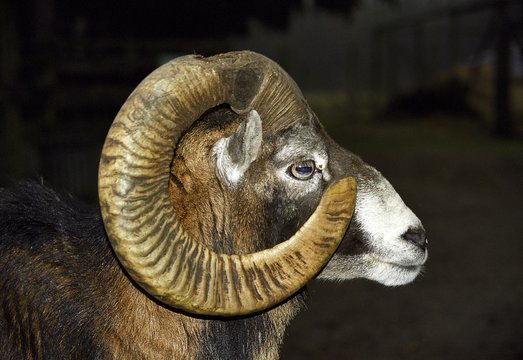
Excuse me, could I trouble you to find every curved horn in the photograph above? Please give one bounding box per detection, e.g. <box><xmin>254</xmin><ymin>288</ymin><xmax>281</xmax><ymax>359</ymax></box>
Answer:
<box><xmin>98</xmin><ymin>51</ymin><xmax>356</xmax><ymax>316</ymax></box>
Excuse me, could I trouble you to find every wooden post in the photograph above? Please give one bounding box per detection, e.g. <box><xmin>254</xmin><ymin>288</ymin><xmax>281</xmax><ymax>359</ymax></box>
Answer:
<box><xmin>449</xmin><ymin>10</ymin><xmax>460</xmax><ymax>68</ymax></box>
<box><xmin>33</xmin><ymin>0</ymin><xmax>56</xmax><ymax>129</ymax></box>
<box><xmin>413</xmin><ymin>21</ymin><xmax>426</xmax><ymax>86</ymax></box>
<box><xmin>386</xmin><ymin>33</ymin><xmax>398</xmax><ymax>94</ymax></box>
<box><xmin>0</xmin><ymin>1</ymin><xmax>27</xmax><ymax>184</ymax></box>
<box><xmin>493</xmin><ymin>0</ymin><xmax>513</xmax><ymax>137</ymax></box>
<box><xmin>371</xmin><ymin>28</ymin><xmax>383</xmax><ymax>95</ymax></box>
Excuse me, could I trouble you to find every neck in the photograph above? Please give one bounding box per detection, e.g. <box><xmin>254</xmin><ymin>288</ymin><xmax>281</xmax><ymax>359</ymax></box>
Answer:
<box><xmin>163</xmin><ymin>152</ymin><xmax>306</xmax><ymax>358</ymax></box>
<box><xmin>198</xmin><ymin>295</ymin><xmax>305</xmax><ymax>360</ymax></box>
<box><xmin>106</xmin><ymin>262</ymin><xmax>304</xmax><ymax>359</ymax></box>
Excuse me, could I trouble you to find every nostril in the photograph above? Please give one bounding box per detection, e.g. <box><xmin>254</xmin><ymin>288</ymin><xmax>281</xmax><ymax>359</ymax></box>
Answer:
<box><xmin>402</xmin><ymin>228</ymin><xmax>427</xmax><ymax>248</ymax></box>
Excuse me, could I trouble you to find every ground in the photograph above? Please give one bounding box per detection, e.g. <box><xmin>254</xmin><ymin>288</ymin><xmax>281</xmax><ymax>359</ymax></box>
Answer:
<box><xmin>281</xmin><ymin>111</ymin><xmax>523</xmax><ymax>360</ymax></box>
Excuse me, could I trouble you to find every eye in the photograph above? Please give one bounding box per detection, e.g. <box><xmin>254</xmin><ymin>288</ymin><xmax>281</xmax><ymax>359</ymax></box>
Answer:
<box><xmin>289</xmin><ymin>160</ymin><xmax>316</xmax><ymax>180</ymax></box>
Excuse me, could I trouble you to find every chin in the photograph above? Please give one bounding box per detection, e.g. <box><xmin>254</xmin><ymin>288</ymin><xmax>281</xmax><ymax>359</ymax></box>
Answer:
<box><xmin>362</xmin><ymin>258</ymin><xmax>425</xmax><ymax>286</ymax></box>
<box><xmin>317</xmin><ymin>248</ymin><xmax>428</xmax><ymax>286</ymax></box>
<box><xmin>361</xmin><ymin>248</ymin><xmax>428</xmax><ymax>286</ymax></box>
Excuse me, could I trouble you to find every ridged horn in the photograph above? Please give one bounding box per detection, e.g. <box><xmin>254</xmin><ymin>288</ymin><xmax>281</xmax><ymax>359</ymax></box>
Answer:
<box><xmin>98</xmin><ymin>51</ymin><xmax>357</xmax><ymax>316</ymax></box>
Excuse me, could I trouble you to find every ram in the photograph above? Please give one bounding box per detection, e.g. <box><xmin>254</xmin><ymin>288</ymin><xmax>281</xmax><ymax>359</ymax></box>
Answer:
<box><xmin>0</xmin><ymin>51</ymin><xmax>427</xmax><ymax>359</ymax></box>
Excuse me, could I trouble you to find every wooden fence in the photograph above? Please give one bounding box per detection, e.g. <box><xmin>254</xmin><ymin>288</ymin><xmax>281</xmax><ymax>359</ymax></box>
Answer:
<box><xmin>371</xmin><ymin>0</ymin><xmax>521</xmax><ymax>136</ymax></box>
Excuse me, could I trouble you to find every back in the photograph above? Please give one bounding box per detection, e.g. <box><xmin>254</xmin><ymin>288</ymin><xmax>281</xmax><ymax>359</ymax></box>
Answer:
<box><xmin>0</xmin><ymin>182</ymin><xmax>114</xmax><ymax>359</ymax></box>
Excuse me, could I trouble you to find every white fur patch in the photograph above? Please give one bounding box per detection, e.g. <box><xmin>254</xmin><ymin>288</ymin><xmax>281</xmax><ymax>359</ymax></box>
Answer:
<box><xmin>357</xmin><ymin>169</ymin><xmax>425</xmax><ymax>263</ymax></box>
<box><xmin>318</xmin><ymin>166</ymin><xmax>428</xmax><ymax>286</ymax></box>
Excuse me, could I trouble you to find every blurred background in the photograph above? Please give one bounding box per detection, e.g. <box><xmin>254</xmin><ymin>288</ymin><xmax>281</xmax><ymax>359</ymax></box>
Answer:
<box><xmin>1</xmin><ymin>0</ymin><xmax>522</xmax><ymax>358</ymax></box>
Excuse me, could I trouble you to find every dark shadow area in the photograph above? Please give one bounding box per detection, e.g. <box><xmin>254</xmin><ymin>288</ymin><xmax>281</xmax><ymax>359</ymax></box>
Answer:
<box><xmin>384</xmin><ymin>78</ymin><xmax>478</xmax><ymax>118</ymax></box>
<box><xmin>281</xmin><ymin>111</ymin><xmax>523</xmax><ymax>359</ymax></box>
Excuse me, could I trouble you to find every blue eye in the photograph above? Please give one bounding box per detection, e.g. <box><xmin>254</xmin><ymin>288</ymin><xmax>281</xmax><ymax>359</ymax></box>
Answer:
<box><xmin>289</xmin><ymin>160</ymin><xmax>316</xmax><ymax>180</ymax></box>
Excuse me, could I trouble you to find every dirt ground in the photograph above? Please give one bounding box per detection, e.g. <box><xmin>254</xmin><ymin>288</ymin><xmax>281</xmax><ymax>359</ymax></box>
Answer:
<box><xmin>280</xmin><ymin>115</ymin><xmax>523</xmax><ymax>359</ymax></box>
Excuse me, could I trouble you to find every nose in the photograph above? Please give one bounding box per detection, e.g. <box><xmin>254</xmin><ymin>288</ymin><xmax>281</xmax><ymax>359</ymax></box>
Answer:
<box><xmin>402</xmin><ymin>227</ymin><xmax>428</xmax><ymax>248</ymax></box>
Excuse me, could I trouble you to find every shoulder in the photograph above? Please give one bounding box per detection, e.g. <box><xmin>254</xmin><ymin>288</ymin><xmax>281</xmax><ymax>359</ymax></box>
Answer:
<box><xmin>0</xmin><ymin>182</ymin><xmax>120</xmax><ymax>358</ymax></box>
<box><xmin>0</xmin><ymin>181</ymin><xmax>110</xmax><ymax>265</ymax></box>
<box><xmin>0</xmin><ymin>181</ymin><xmax>117</xmax><ymax>305</ymax></box>
<box><xmin>0</xmin><ymin>181</ymin><xmax>102</xmax><ymax>240</ymax></box>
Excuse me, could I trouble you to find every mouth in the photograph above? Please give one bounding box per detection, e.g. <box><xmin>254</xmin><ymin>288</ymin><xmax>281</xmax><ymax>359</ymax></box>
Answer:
<box><xmin>372</xmin><ymin>249</ymin><xmax>428</xmax><ymax>268</ymax></box>
<box><xmin>366</xmin><ymin>251</ymin><xmax>427</xmax><ymax>286</ymax></box>
<box><xmin>386</xmin><ymin>262</ymin><xmax>426</xmax><ymax>285</ymax></box>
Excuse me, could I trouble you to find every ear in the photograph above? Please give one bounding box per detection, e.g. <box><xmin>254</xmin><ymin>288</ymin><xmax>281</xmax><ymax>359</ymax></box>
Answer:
<box><xmin>213</xmin><ymin>110</ymin><xmax>262</xmax><ymax>187</ymax></box>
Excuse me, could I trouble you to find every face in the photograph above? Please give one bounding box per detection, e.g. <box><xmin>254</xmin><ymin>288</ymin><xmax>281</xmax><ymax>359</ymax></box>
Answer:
<box><xmin>246</xmin><ymin>119</ymin><xmax>428</xmax><ymax>286</ymax></box>
<box><xmin>200</xmin><ymin>108</ymin><xmax>427</xmax><ymax>287</ymax></box>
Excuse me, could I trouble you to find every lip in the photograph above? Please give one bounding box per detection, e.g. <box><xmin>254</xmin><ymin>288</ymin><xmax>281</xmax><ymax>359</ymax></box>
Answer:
<box><xmin>370</xmin><ymin>251</ymin><xmax>427</xmax><ymax>270</ymax></box>
<box><xmin>386</xmin><ymin>262</ymin><xmax>423</xmax><ymax>273</ymax></box>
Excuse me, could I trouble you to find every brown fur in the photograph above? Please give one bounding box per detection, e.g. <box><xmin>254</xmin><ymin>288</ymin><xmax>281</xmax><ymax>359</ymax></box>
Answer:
<box><xmin>169</xmin><ymin>107</ymin><xmax>273</xmax><ymax>254</ymax></box>
<box><xmin>166</xmin><ymin>107</ymin><xmax>306</xmax><ymax>358</ymax></box>
<box><xmin>99</xmin><ymin>254</ymin><xmax>301</xmax><ymax>360</ymax></box>
<box><xmin>95</xmin><ymin>266</ymin><xmax>203</xmax><ymax>359</ymax></box>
